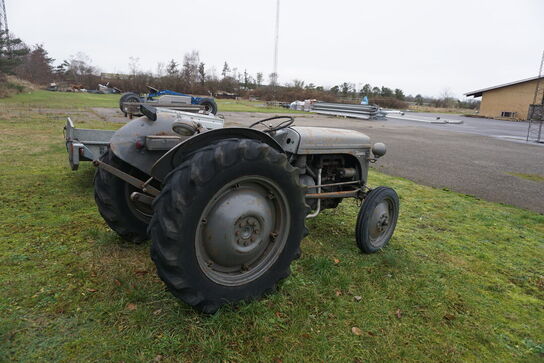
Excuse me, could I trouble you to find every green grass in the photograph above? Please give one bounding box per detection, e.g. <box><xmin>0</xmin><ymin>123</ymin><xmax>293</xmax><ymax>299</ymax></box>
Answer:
<box><xmin>0</xmin><ymin>90</ymin><xmax>119</xmax><ymax>109</ymax></box>
<box><xmin>216</xmin><ymin>99</ymin><xmax>300</xmax><ymax>113</ymax></box>
<box><xmin>0</xmin><ymin>90</ymin><xmax>295</xmax><ymax>113</ymax></box>
<box><xmin>0</xmin><ymin>97</ymin><xmax>543</xmax><ymax>362</ymax></box>
<box><xmin>507</xmin><ymin>172</ymin><xmax>544</xmax><ymax>183</ymax></box>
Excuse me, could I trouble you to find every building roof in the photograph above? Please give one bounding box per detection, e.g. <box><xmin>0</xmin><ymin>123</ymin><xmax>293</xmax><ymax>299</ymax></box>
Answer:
<box><xmin>465</xmin><ymin>75</ymin><xmax>543</xmax><ymax>97</ymax></box>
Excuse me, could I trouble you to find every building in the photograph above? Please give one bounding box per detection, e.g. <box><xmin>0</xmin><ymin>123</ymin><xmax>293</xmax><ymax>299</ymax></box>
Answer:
<box><xmin>465</xmin><ymin>76</ymin><xmax>543</xmax><ymax>120</ymax></box>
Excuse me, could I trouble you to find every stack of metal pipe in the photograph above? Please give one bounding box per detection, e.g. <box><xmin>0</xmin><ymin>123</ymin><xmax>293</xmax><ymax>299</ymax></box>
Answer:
<box><xmin>311</xmin><ymin>102</ymin><xmax>380</xmax><ymax>119</ymax></box>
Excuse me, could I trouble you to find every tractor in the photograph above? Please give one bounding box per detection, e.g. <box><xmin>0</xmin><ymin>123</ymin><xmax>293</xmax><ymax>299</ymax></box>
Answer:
<box><xmin>119</xmin><ymin>86</ymin><xmax>218</xmax><ymax>116</ymax></box>
<box><xmin>66</xmin><ymin>105</ymin><xmax>399</xmax><ymax>313</ymax></box>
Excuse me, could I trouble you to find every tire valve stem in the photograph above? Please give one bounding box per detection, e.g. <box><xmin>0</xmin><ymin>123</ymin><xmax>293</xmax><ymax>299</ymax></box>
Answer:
<box><xmin>270</xmin><ymin>232</ymin><xmax>278</xmax><ymax>242</ymax></box>
<box><xmin>241</xmin><ymin>264</ymin><xmax>249</xmax><ymax>271</ymax></box>
<box><xmin>201</xmin><ymin>218</ymin><xmax>207</xmax><ymax>225</ymax></box>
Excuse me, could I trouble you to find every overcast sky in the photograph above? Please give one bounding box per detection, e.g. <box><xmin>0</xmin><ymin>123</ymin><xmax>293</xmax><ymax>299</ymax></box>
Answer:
<box><xmin>7</xmin><ymin>0</ymin><xmax>544</xmax><ymax>97</ymax></box>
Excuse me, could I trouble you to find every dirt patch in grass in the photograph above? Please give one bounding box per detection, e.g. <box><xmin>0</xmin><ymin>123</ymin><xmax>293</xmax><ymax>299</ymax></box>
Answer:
<box><xmin>508</xmin><ymin>172</ymin><xmax>544</xmax><ymax>183</ymax></box>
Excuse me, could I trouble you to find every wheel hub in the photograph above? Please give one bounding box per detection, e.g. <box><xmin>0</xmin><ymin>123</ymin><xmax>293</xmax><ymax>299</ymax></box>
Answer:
<box><xmin>235</xmin><ymin>216</ymin><xmax>262</xmax><ymax>247</ymax></box>
<box><xmin>200</xmin><ymin>185</ymin><xmax>275</xmax><ymax>268</ymax></box>
<box><xmin>376</xmin><ymin>214</ymin><xmax>389</xmax><ymax>233</ymax></box>
<box><xmin>369</xmin><ymin>202</ymin><xmax>391</xmax><ymax>241</ymax></box>
<box><xmin>195</xmin><ymin>176</ymin><xmax>290</xmax><ymax>286</ymax></box>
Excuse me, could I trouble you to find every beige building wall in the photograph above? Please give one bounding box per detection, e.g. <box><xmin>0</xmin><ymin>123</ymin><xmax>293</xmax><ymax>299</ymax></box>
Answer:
<box><xmin>479</xmin><ymin>79</ymin><xmax>539</xmax><ymax>120</ymax></box>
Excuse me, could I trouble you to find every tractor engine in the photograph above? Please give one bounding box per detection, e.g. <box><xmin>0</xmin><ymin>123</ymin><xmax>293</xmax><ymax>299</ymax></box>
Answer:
<box><xmin>271</xmin><ymin>126</ymin><xmax>377</xmax><ymax>214</ymax></box>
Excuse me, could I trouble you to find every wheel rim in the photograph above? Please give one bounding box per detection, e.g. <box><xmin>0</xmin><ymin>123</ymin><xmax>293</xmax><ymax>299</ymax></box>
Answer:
<box><xmin>195</xmin><ymin>176</ymin><xmax>290</xmax><ymax>286</ymax></box>
<box><xmin>124</xmin><ymin>183</ymin><xmax>153</xmax><ymax>223</ymax></box>
<box><xmin>368</xmin><ymin>198</ymin><xmax>395</xmax><ymax>248</ymax></box>
<box><xmin>202</xmin><ymin>103</ymin><xmax>211</xmax><ymax>112</ymax></box>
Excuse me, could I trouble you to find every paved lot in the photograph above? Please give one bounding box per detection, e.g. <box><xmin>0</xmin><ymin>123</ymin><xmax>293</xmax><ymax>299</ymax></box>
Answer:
<box><xmin>387</xmin><ymin>112</ymin><xmax>537</xmax><ymax>144</ymax></box>
<box><xmin>93</xmin><ymin>107</ymin><xmax>544</xmax><ymax>213</ymax></box>
<box><xmin>223</xmin><ymin>112</ymin><xmax>544</xmax><ymax>214</ymax></box>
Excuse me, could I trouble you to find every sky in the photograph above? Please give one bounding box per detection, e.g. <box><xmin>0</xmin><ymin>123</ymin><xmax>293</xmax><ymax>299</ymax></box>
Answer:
<box><xmin>6</xmin><ymin>0</ymin><xmax>544</xmax><ymax>98</ymax></box>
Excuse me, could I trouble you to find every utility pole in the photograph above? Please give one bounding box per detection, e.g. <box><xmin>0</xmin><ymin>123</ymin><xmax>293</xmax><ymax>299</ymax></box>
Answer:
<box><xmin>526</xmin><ymin>49</ymin><xmax>544</xmax><ymax>143</ymax></box>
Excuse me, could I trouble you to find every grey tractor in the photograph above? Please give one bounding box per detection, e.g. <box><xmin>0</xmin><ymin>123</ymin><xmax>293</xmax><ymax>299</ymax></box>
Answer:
<box><xmin>66</xmin><ymin>105</ymin><xmax>399</xmax><ymax>313</ymax></box>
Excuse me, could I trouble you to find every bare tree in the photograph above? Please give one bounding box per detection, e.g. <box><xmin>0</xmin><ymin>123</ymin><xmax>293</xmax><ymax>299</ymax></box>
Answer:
<box><xmin>128</xmin><ymin>56</ymin><xmax>140</xmax><ymax>77</ymax></box>
<box><xmin>65</xmin><ymin>52</ymin><xmax>98</xmax><ymax>84</ymax></box>
<box><xmin>156</xmin><ymin>62</ymin><xmax>165</xmax><ymax>78</ymax></box>
<box><xmin>181</xmin><ymin>50</ymin><xmax>200</xmax><ymax>91</ymax></box>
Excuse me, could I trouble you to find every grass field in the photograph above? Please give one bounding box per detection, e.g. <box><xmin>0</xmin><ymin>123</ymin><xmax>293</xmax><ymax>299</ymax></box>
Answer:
<box><xmin>0</xmin><ymin>92</ymin><xmax>543</xmax><ymax>362</ymax></box>
<box><xmin>0</xmin><ymin>90</ymin><xmax>295</xmax><ymax>113</ymax></box>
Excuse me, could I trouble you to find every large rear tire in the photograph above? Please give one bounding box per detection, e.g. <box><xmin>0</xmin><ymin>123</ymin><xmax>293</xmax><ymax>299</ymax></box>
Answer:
<box><xmin>149</xmin><ymin>139</ymin><xmax>307</xmax><ymax>313</ymax></box>
<box><xmin>119</xmin><ymin>92</ymin><xmax>139</xmax><ymax>112</ymax></box>
<box><xmin>94</xmin><ymin>150</ymin><xmax>151</xmax><ymax>243</ymax></box>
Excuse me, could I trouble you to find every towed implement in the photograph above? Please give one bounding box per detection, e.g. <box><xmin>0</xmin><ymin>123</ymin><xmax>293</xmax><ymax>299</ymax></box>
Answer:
<box><xmin>120</xmin><ymin>86</ymin><xmax>218</xmax><ymax>118</ymax></box>
<box><xmin>64</xmin><ymin>105</ymin><xmax>399</xmax><ymax>313</ymax></box>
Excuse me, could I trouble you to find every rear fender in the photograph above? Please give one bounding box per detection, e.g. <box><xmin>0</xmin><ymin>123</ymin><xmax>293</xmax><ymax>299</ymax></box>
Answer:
<box><xmin>110</xmin><ymin>110</ymin><xmax>224</xmax><ymax>176</ymax></box>
<box><xmin>150</xmin><ymin>128</ymin><xmax>284</xmax><ymax>182</ymax></box>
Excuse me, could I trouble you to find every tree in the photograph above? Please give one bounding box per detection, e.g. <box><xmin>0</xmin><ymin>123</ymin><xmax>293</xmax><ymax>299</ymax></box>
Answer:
<box><xmin>394</xmin><ymin>88</ymin><xmax>405</xmax><ymax>100</ymax></box>
<box><xmin>292</xmin><ymin>79</ymin><xmax>305</xmax><ymax>89</ymax></box>
<box><xmin>166</xmin><ymin>59</ymin><xmax>179</xmax><ymax>76</ymax></box>
<box><xmin>0</xmin><ymin>31</ymin><xmax>29</xmax><ymax>75</ymax></box>
<box><xmin>256</xmin><ymin>72</ymin><xmax>263</xmax><ymax>87</ymax></box>
<box><xmin>371</xmin><ymin>86</ymin><xmax>381</xmax><ymax>96</ymax></box>
<box><xmin>54</xmin><ymin>60</ymin><xmax>69</xmax><ymax>77</ymax></box>
<box><xmin>181</xmin><ymin>50</ymin><xmax>200</xmax><ymax>90</ymax></box>
<box><xmin>156</xmin><ymin>62</ymin><xmax>165</xmax><ymax>77</ymax></box>
<box><xmin>380</xmin><ymin>86</ymin><xmax>393</xmax><ymax>97</ymax></box>
<box><xmin>329</xmin><ymin>85</ymin><xmax>340</xmax><ymax>95</ymax></box>
<box><xmin>198</xmin><ymin>62</ymin><xmax>206</xmax><ymax>85</ymax></box>
<box><xmin>15</xmin><ymin>44</ymin><xmax>54</xmax><ymax>84</ymax></box>
<box><xmin>341</xmin><ymin>82</ymin><xmax>353</xmax><ymax>96</ymax></box>
<box><xmin>64</xmin><ymin>52</ymin><xmax>97</xmax><ymax>83</ymax></box>
<box><xmin>360</xmin><ymin>83</ymin><xmax>372</xmax><ymax>97</ymax></box>
<box><xmin>221</xmin><ymin>61</ymin><xmax>230</xmax><ymax>78</ymax></box>
<box><xmin>415</xmin><ymin>94</ymin><xmax>424</xmax><ymax>105</ymax></box>
<box><xmin>243</xmin><ymin>69</ymin><xmax>249</xmax><ymax>89</ymax></box>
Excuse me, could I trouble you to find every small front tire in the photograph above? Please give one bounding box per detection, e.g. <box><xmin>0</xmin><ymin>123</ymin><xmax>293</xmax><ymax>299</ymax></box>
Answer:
<box><xmin>356</xmin><ymin>187</ymin><xmax>399</xmax><ymax>253</ymax></box>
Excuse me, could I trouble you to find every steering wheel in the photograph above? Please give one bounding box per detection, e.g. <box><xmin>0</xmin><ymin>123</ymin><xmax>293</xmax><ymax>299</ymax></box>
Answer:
<box><xmin>249</xmin><ymin>116</ymin><xmax>294</xmax><ymax>133</ymax></box>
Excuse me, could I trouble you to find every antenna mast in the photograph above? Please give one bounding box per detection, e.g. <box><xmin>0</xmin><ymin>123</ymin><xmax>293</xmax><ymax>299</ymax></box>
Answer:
<box><xmin>0</xmin><ymin>0</ymin><xmax>10</xmax><ymax>52</ymax></box>
<box><xmin>271</xmin><ymin>0</ymin><xmax>280</xmax><ymax>86</ymax></box>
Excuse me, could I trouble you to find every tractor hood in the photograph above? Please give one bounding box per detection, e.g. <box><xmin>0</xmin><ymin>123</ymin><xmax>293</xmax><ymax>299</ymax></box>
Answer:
<box><xmin>289</xmin><ymin>126</ymin><xmax>371</xmax><ymax>154</ymax></box>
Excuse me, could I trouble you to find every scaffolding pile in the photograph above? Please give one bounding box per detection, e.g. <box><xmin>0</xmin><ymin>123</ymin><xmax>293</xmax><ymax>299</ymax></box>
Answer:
<box><xmin>311</xmin><ymin>102</ymin><xmax>380</xmax><ymax>120</ymax></box>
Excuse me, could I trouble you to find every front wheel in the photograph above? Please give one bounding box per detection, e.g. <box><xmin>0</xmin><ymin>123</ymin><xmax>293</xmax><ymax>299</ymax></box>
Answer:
<box><xmin>355</xmin><ymin>187</ymin><xmax>399</xmax><ymax>253</ymax></box>
<box><xmin>149</xmin><ymin>139</ymin><xmax>307</xmax><ymax>313</ymax></box>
